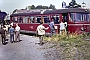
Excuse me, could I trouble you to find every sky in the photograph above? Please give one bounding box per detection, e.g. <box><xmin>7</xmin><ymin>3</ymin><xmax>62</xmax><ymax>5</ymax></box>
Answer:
<box><xmin>0</xmin><ymin>0</ymin><xmax>90</xmax><ymax>14</ymax></box>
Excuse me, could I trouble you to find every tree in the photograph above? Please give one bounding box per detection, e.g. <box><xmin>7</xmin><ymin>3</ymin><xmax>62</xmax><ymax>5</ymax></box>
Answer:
<box><xmin>25</xmin><ymin>6</ymin><xmax>31</xmax><ymax>10</ymax></box>
<box><xmin>28</xmin><ymin>6</ymin><xmax>31</xmax><ymax>10</ymax></box>
<box><xmin>49</xmin><ymin>4</ymin><xmax>56</xmax><ymax>9</ymax></box>
<box><xmin>31</xmin><ymin>5</ymin><xmax>35</xmax><ymax>9</ymax></box>
<box><xmin>35</xmin><ymin>5</ymin><xmax>43</xmax><ymax>9</ymax></box>
<box><xmin>25</xmin><ymin>4</ymin><xmax>56</xmax><ymax>9</ymax></box>
<box><xmin>66</xmin><ymin>0</ymin><xmax>81</xmax><ymax>8</ymax></box>
<box><xmin>42</xmin><ymin>6</ymin><xmax>49</xmax><ymax>9</ymax></box>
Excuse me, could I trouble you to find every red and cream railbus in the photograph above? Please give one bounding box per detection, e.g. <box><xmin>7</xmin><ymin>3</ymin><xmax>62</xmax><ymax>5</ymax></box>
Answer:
<box><xmin>10</xmin><ymin>8</ymin><xmax>90</xmax><ymax>34</ymax></box>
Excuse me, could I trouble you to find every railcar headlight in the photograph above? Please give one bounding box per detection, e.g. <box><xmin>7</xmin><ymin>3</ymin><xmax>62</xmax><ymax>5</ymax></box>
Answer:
<box><xmin>81</xmin><ymin>27</ymin><xmax>86</xmax><ymax>31</ymax></box>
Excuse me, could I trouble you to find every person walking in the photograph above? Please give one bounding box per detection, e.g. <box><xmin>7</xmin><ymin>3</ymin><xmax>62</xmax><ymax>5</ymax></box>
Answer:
<box><xmin>36</xmin><ymin>22</ymin><xmax>49</xmax><ymax>45</ymax></box>
<box><xmin>49</xmin><ymin>18</ymin><xmax>56</xmax><ymax>36</ymax></box>
<box><xmin>15</xmin><ymin>23</ymin><xmax>20</xmax><ymax>43</ymax></box>
<box><xmin>0</xmin><ymin>25</ymin><xmax>6</xmax><ymax>45</ymax></box>
<box><xmin>9</xmin><ymin>25</ymin><xmax>15</xmax><ymax>43</ymax></box>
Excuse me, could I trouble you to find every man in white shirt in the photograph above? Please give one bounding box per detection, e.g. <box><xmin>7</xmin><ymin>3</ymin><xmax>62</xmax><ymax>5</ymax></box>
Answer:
<box><xmin>60</xmin><ymin>21</ymin><xmax>66</xmax><ymax>35</ymax></box>
<box><xmin>15</xmin><ymin>23</ymin><xmax>20</xmax><ymax>42</ymax></box>
<box><xmin>36</xmin><ymin>22</ymin><xmax>49</xmax><ymax>45</ymax></box>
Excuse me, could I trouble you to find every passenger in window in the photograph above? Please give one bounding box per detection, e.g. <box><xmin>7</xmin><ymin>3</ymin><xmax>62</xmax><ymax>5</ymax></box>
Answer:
<box><xmin>30</xmin><ymin>17</ymin><xmax>34</xmax><ymax>23</ymax></box>
<box><xmin>49</xmin><ymin>18</ymin><xmax>56</xmax><ymax>36</ymax></box>
<box><xmin>19</xmin><ymin>17</ymin><xmax>23</xmax><ymax>23</ymax></box>
<box><xmin>28</xmin><ymin>18</ymin><xmax>30</xmax><ymax>23</ymax></box>
<box><xmin>15</xmin><ymin>17</ymin><xmax>18</xmax><ymax>23</ymax></box>
<box><xmin>41</xmin><ymin>18</ymin><xmax>44</xmax><ymax>23</ymax></box>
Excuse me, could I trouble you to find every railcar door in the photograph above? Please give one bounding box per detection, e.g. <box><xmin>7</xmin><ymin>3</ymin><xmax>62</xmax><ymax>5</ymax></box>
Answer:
<box><xmin>61</xmin><ymin>13</ymin><xmax>68</xmax><ymax>34</ymax></box>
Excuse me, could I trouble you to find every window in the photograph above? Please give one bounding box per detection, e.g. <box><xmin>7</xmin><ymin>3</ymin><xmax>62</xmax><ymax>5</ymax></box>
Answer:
<box><xmin>36</xmin><ymin>16</ymin><xmax>41</xmax><ymax>23</ymax></box>
<box><xmin>88</xmin><ymin>14</ymin><xmax>90</xmax><ymax>21</ymax></box>
<box><xmin>51</xmin><ymin>15</ymin><xmax>60</xmax><ymax>24</ymax></box>
<box><xmin>85</xmin><ymin>14</ymin><xmax>89</xmax><ymax>21</ymax></box>
<box><xmin>18</xmin><ymin>17</ymin><xmax>23</xmax><ymax>23</ymax></box>
<box><xmin>70</xmin><ymin>13</ymin><xmax>90</xmax><ymax>22</ymax></box>
<box><xmin>13</xmin><ymin>17</ymin><xmax>18</xmax><ymax>23</ymax></box>
<box><xmin>43</xmin><ymin>16</ymin><xmax>50</xmax><ymax>23</ymax></box>
<box><xmin>30</xmin><ymin>16</ymin><xmax>34</xmax><ymax>23</ymax></box>
<box><xmin>76</xmin><ymin>13</ymin><xmax>82</xmax><ymax>22</ymax></box>
<box><xmin>76</xmin><ymin>13</ymin><xmax>89</xmax><ymax>22</ymax></box>
<box><xmin>23</xmin><ymin>17</ymin><xmax>28</xmax><ymax>23</ymax></box>
<box><xmin>70</xmin><ymin>13</ymin><xmax>75</xmax><ymax>22</ymax></box>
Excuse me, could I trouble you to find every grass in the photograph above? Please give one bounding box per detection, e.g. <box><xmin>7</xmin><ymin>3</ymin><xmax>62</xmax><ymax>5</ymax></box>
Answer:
<box><xmin>43</xmin><ymin>33</ymin><xmax>90</xmax><ymax>60</ymax></box>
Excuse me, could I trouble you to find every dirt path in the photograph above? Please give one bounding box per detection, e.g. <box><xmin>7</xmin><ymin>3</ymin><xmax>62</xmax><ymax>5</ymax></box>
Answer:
<box><xmin>0</xmin><ymin>34</ymin><xmax>49</xmax><ymax>60</ymax></box>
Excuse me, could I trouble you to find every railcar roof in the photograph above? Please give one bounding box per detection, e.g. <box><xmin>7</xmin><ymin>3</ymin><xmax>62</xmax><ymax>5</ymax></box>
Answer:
<box><xmin>11</xmin><ymin>8</ymin><xmax>90</xmax><ymax>16</ymax></box>
<box><xmin>44</xmin><ymin>8</ymin><xmax>90</xmax><ymax>14</ymax></box>
<box><xmin>11</xmin><ymin>12</ymin><xmax>41</xmax><ymax>16</ymax></box>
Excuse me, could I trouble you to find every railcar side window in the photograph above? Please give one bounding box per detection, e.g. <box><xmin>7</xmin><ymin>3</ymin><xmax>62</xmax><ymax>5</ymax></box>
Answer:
<box><xmin>30</xmin><ymin>16</ymin><xmax>34</xmax><ymax>23</ymax></box>
<box><xmin>51</xmin><ymin>15</ymin><xmax>60</xmax><ymax>24</ymax></box>
<box><xmin>13</xmin><ymin>17</ymin><xmax>18</xmax><ymax>23</ymax></box>
<box><xmin>23</xmin><ymin>17</ymin><xmax>28</xmax><ymax>23</ymax></box>
<box><xmin>36</xmin><ymin>16</ymin><xmax>41</xmax><ymax>23</ymax></box>
<box><xmin>43</xmin><ymin>16</ymin><xmax>50</xmax><ymax>23</ymax></box>
<box><xmin>18</xmin><ymin>17</ymin><xmax>23</xmax><ymax>23</ymax></box>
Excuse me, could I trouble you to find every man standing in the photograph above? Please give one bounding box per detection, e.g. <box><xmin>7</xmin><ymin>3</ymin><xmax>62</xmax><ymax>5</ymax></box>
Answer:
<box><xmin>49</xmin><ymin>18</ymin><xmax>56</xmax><ymax>36</ymax></box>
<box><xmin>0</xmin><ymin>25</ymin><xmax>6</xmax><ymax>45</ymax></box>
<box><xmin>15</xmin><ymin>23</ymin><xmax>20</xmax><ymax>43</ymax></box>
<box><xmin>36</xmin><ymin>22</ymin><xmax>49</xmax><ymax>45</ymax></box>
<box><xmin>60</xmin><ymin>21</ymin><xmax>66</xmax><ymax>35</ymax></box>
<box><xmin>9</xmin><ymin>25</ymin><xmax>15</xmax><ymax>43</ymax></box>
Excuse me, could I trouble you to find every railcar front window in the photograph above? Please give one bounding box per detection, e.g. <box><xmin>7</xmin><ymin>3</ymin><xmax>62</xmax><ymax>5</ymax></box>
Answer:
<box><xmin>88</xmin><ymin>14</ymin><xmax>90</xmax><ymax>21</ymax></box>
<box><xmin>76</xmin><ymin>13</ymin><xmax>81</xmax><ymax>22</ymax></box>
<box><xmin>76</xmin><ymin>13</ymin><xmax>89</xmax><ymax>22</ymax></box>
<box><xmin>85</xmin><ymin>14</ymin><xmax>89</xmax><ymax>22</ymax></box>
<box><xmin>70</xmin><ymin>13</ymin><xmax>75</xmax><ymax>22</ymax></box>
<box><xmin>70</xmin><ymin>13</ymin><xmax>89</xmax><ymax>22</ymax></box>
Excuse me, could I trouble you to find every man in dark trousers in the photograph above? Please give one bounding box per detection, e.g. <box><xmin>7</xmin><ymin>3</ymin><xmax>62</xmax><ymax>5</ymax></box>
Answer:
<box><xmin>0</xmin><ymin>25</ymin><xmax>6</xmax><ymax>45</ymax></box>
<box><xmin>36</xmin><ymin>22</ymin><xmax>49</xmax><ymax>45</ymax></box>
<box><xmin>49</xmin><ymin>18</ymin><xmax>56</xmax><ymax>36</ymax></box>
<box><xmin>9</xmin><ymin>25</ymin><xmax>15</xmax><ymax>43</ymax></box>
